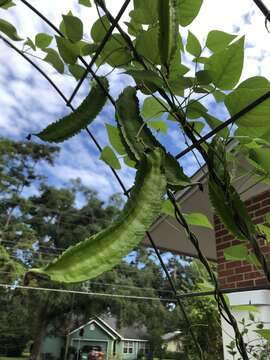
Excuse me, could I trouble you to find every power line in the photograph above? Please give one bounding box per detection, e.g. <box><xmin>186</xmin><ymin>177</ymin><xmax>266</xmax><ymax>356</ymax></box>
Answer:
<box><xmin>0</xmin><ymin>283</ymin><xmax>177</xmax><ymax>303</ymax></box>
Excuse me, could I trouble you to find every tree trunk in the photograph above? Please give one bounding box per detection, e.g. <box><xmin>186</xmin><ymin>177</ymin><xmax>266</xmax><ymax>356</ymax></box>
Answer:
<box><xmin>30</xmin><ymin>305</ymin><xmax>49</xmax><ymax>360</ymax></box>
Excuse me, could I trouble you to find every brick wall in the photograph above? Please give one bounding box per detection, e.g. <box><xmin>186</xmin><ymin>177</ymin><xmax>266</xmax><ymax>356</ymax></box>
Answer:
<box><xmin>215</xmin><ymin>189</ymin><xmax>270</xmax><ymax>290</ymax></box>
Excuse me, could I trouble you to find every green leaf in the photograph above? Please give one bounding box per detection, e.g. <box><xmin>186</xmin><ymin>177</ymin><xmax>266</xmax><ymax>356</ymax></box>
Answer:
<box><xmin>105</xmin><ymin>123</ymin><xmax>126</xmax><ymax>155</ymax></box>
<box><xmin>25</xmin><ymin>149</ymin><xmax>167</xmax><ymax>283</ymax></box>
<box><xmin>55</xmin><ymin>36</ymin><xmax>80</xmax><ymax>64</ymax></box>
<box><xmin>35</xmin><ymin>77</ymin><xmax>109</xmax><ymax>143</ymax></box>
<box><xmin>24</xmin><ymin>37</ymin><xmax>36</xmax><ymax>51</ymax></box>
<box><xmin>186</xmin><ymin>100</ymin><xmax>207</xmax><ymax>119</ymax></box>
<box><xmin>206</xmin><ymin>30</ymin><xmax>237</xmax><ymax>53</ymax></box>
<box><xmin>91</xmin><ymin>15</ymin><xmax>110</xmax><ymax>43</ymax></box>
<box><xmin>136</xmin><ymin>27</ymin><xmax>160</xmax><ymax>64</ymax></box>
<box><xmin>124</xmin><ymin>155</ymin><xmax>136</xmax><ymax>168</ymax></box>
<box><xmin>224</xmin><ymin>244</ymin><xmax>248</xmax><ymax>261</ymax></box>
<box><xmin>184</xmin><ymin>213</ymin><xmax>213</xmax><ymax>229</ymax></box>
<box><xmin>124</xmin><ymin>19</ymin><xmax>143</xmax><ymax>37</ymax></box>
<box><xmin>125</xmin><ymin>69</ymin><xmax>164</xmax><ymax>89</ymax></box>
<box><xmin>186</xmin><ymin>31</ymin><xmax>202</xmax><ymax>57</ymax></box>
<box><xmin>43</xmin><ymin>49</ymin><xmax>64</xmax><ymax>74</ymax></box>
<box><xmin>249</xmin><ymin>148</ymin><xmax>270</xmax><ymax>172</ymax></box>
<box><xmin>149</xmin><ymin>120</ymin><xmax>168</xmax><ymax>133</ymax></box>
<box><xmin>158</xmin><ymin>0</ymin><xmax>178</xmax><ymax>67</ymax></box>
<box><xmin>206</xmin><ymin>36</ymin><xmax>244</xmax><ymax>90</ymax></box>
<box><xmin>231</xmin><ymin>305</ymin><xmax>258</xmax><ymax>312</ymax></box>
<box><xmin>100</xmin><ymin>34</ymin><xmax>132</xmax><ymax>68</ymax></box>
<box><xmin>142</xmin><ymin>97</ymin><xmax>169</xmax><ymax>119</ymax></box>
<box><xmin>68</xmin><ymin>64</ymin><xmax>85</xmax><ymax>80</ymax></box>
<box><xmin>130</xmin><ymin>0</ymin><xmax>158</xmax><ymax>24</ymax></box>
<box><xmin>81</xmin><ymin>43</ymin><xmax>98</xmax><ymax>56</ymax></box>
<box><xmin>0</xmin><ymin>18</ymin><xmax>22</xmax><ymax>41</ymax></box>
<box><xmin>225</xmin><ymin>77</ymin><xmax>270</xmax><ymax>139</ymax></box>
<box><xmin>212</xmin><ymin>89</ymin><xmax>226</xmax><ymax>102</ymax></box>
<box><xmin>35</xmin><ymin>33</ymin><xmax>53</xmax><ymax>49</ymax></box>
<box><xmin>116</xmin><ymin>87</ymin><xmax>190</xmax><ymax>190</ymax></box>
<box><xmin>189</xmin><ymin>121</ymin><xmax>205</xmax><ymax>134</ymax></box>
<box><xmin>258</xmin><ymin>224</ymin><xmax>270</xmax><ymax>243</ymax></box>
<box><xmin>79</xmin><ymin>0</ymin><xmax>91</xmax><ymax>6</ymax></box>
<box><xmin>63</xmin><ymin>15</ymin><xmax>83</xmax><ymax>43</ymax></box>
<box><xmin>0</xmin><ymin>0</ymin><xmax>15</xmax><ymax>9</ymax></box>
<box><xmin>254</xmin><ymin>329</ymin><xmax>270</xmax><ymax>342</ymax></box>
<box><xmin>202</xmin><ymin>113</ymin><xmax>229</xmax><ymax>138</ymax></box>
<box><xmin>177</xmin><ymin>0</ymin><xmax>203</xmax><ymax>26</ymax></box>
<box><xmin>196</xmin><ymin>70</ymin><xmax>212</xmax><ymax>85</ymax></box>
<box><xmin>100</xmin><ymin>146</ymin><xmax>121</xmax><ymax>170</ymax></box>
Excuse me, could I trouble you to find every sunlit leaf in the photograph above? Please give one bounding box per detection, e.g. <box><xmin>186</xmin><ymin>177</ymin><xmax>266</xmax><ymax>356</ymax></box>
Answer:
<box><xmin>177</xmin><ymin>0</ymin><xmax>203</xmax><ymax>26</ymax></box>
<box><xmin>63</xmin><ymin>15</ymin><xmax>83</xmax><ymax>43</ymax></box>
<box><xmin>105</xmin><ymin>123</ymin><xmax>126</xmax><ymax>155</ymax></box>
<box><xmin>91</xmin><ymin>15</ymin><xmax>110</xmax><ymax>43</ymax></box>
<box><xmin>79</xmin><ymin>0</ymin><xmax>91</xmax><ymax>6</ymax></box>
<box><xmin>56</xmin><ymin>36</ymin><xmax>80</xmax><ymax>64</ymax></box>
<box><xmin>206</xmin><ymin>36</ymin><xmax>244</xmax><ymax>90</ymax></box>
<box><xmin>100</xmin><ymin>146</ymin><xmax>121</xmax><ymax>170</ymax></box>
<box><xmin>149</xmin><ymin>120</ymin><xmax>168</xmax><ymax>133</ymax></box>
<box><xmin>35</xmin><ymin>33</ymin><xmax>53</xmax><ymax>49</ymax></box>
<box><xmin>186</xmin><ymin>31</ymin><xmax>201</xmax><ymax>57</ymax></box>
<box><xmin>206</xmin><ymin>30</ymin><xmax>237</xmax><ymax>53</ymax></box>
<box><xmin>224</xmin><ymin>244</ymin><xmax>248</xmax><ymax>261</ymax></box>
<box><xmin>142</xmin><ymin>97</ymin><xmax>169</xmax><ymax>119</ymax></box>
<box><xmin>0</xmin><ymin>18</ymin><xmax>22</xmax><ymax>41</ymax></box>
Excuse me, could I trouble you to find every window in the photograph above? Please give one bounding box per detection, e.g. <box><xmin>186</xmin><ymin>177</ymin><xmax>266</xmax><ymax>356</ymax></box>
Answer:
<box><xmin>123</xmin><ymin>341</ymin><xmax>133</xmax><ymax>354</ymax></box>
<box><xmin>139</xmin><ymin>342</ymin><xmax>149</xmax><ymax>354</ymax></box>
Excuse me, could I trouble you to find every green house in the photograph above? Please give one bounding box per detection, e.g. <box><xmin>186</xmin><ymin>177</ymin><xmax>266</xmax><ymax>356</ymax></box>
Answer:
<box><xmin>42</xmin><ymin>316</ymin><xmax>150</xmax><ymax>360</ymax></box>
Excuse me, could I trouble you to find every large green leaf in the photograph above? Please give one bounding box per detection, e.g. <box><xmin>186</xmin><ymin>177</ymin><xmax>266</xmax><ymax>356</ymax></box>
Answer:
<box><xmin>186</xmin><ymin>31</ymin><xmax>201</xmax><ymax>57</ymax></box>
<box><xmin>162</xmin><ymin>200</ymin><xmax>212</xmax><ymax>228</ymax></box>
<box><xmin>99</xmin><ymin>34</ymin><xmax>132</xmax><ymax>68</ymax></box>
<box><xmin>254</xmin><ymin>329</ymin><xmax>270</xmax><ymax>342</ymax></box>
<box><xmin>43</xmin><ymin>49</ymin><xmax>64</xmax><ymax>74</ymax></box>
<box><xmin>206</xmin><ymin>36</ymin><xmax>244</xmax><ymax>90</ymax></box>
<box><xmin>105</xmin><ymin>123</ymin><xmax>126</xmax><ymax>155</ymax></box>
<box><xmin>68</xmin><ymin>64</ymin><xmax>85</xmax><ymax>80</ymax></box>
<box><xmin>177</xmin><ymin>0</ymin><xmax>203</xmax><ymax>26</ymax></box>
<box><xmin>224</xmin><ymin>244</ymin><xmax>248</xmax><ymax>261</ymax></box>
<box><xmin>130</xmin><ymin>0</ymin><xmax>158</xmax><ymax>24</ymax></box>
<box><xmin>55</xmin><ymin>36</ymin><xmax>80</xmax><ymax>64</ymax></box>
<box><xmin>116</xmin><ymin>87</ymin><xmax>190</xmax><ymax>189</ymax></box>
<box><xmin>91</xmin><ymin>15</ymin><xmax>110</xmax><ymax>43</ymax></box>
<box><xmin>63</xmin><ymin>15</ymin><xmax>83</xmax><ymax>43</ymax></box>
<box><xmin>35</xmin><ymin>33</ymin><xmax>53</xmax><ymax>49</ymax></box>
<box><xmin>100</xmin><ymin>146</ymin><xmax>121</xmax><ymax>170</ymax></box>
<box><xmin>0</xmin><ymin>18</ymin><xmax>22</xmax><ymax>41</ymax></box>
<box><xmin>35</xmin><ymin>77</ymin><xmax>109</xmax><ymax>143</ymax></box>
<box><xmin>225</xmin><ymin>76</ymin><xmax>270</xmax><ymax>139</ymax></box>
<box><xmin>158</xmin><ymin>0</ymin><xmax>178</xmax><ymax>67</ymax></box>
<box><xmin>206</xmin><ymin>30</ymin><xmax>237</xmax><ymax>53</ymax></box>
<box><xmin>249</xmin><ymin>148</ymin><xmax>270</xmax><ymax>172</ymax></box>
<box><xmin>25</xmin><ymin>149</ymin><xmax>167</xmax><ymax>283</ymax></box>
<box><xmin>142</xmin><ymin>97</ymin><xmax>169</xmax><ymax>119</ymax></box>
<box><xmin>125</xmin><ymin>69</ymin><xmax>164</xmax><ymax>89</ymax></box>
<box><xmin>136</xmin><ymin>27</ymin><xmax>160</xmax><ymax>64</ymax></box>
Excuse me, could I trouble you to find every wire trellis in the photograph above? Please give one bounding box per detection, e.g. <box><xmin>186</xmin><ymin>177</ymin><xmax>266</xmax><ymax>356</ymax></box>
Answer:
<box><xmin>1</xmin><ymin>0</ymin><xmax>270</xmax><ymax>359</ymax></box>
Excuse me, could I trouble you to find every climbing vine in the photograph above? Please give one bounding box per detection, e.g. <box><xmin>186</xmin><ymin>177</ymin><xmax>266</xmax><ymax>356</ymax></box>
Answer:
<box><xmin>2</xmin><ymin>0</ymin><xmax>270</xmax><ymax>358</ymax></box>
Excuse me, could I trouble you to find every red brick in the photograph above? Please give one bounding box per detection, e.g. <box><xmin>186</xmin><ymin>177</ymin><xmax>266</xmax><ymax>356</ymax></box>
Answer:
<box><xmin>222</xmin><ymin>282</ymin><xmax>236</xmax><ymax>289</ymax></box>
<box><xmin>217</xmin><ymin>242</ymin><xmax>232</xmax><ymax>251</ymax></box>
<box><xmin>253</xmin><ymin>217</ymin><xmax>264</xmax><ymax>225</ymax></box>
<box><xmin>234</xmin><ymin>265</ymin><xmax>252</xmax><ymax>274</ymax></box>
<box><xmin>247</xmin><ymin>203</ymin><xmax>261</xmax><ymax>212</ymax></box>
<box><xmin>236</xmin><ymin>280</ymin><xmax>254</xmax><ymax>288</ymax></box>
<box><xmin>226</xmin><ymin>261</ymin><xmax>242</xmax><ymax>269</ymax></box>
<box><xmin>251</xmin><ymin>191</ymin><xmax>270</xmax><ymax>204</ymax></box>
<box><xmin>255</xmin><ymin>278</ymin><xmax>268</xmax><ymax>286</ymax></box>
<box><xmin>262</xmin><ymin>198</ymin><xmax>270</xmax><ymax>207</ymax></box>
<box><xmin>255</xmin><ymin>206</ymin><xmax>270</xmax><ymax>217</ymax></box>
<box><xmin>219</xmin><ymin>269</ymin><xmax>235</xmax><ymax>278</ymax></box>
<box><xmin>244</xmin><ymin>271</ymin><xmax>261</xmax><ymax>280</ymax></box>
<box><xmin>216</xmin><ymin>229</ymin><xmax>228</xmax><ymax>238</ymax></box>
<box><xmin>218</xmin><ymin>263</ymin><xmax>225</xmax><ymax>271</ymax></box>
<box><xmin>227</xmin><ymin>274</ymin><xmax>243</xmax><ymax>282</ymax></box>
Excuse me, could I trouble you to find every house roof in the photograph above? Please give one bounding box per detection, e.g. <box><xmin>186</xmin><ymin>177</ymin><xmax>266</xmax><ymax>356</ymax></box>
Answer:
<box><xmin>101</xmin><ymin>316</ymin><xmax>148</xmax><ymax>340</ymax></box>
<box><xmin>69</xmin><ymin>316</ymin><xmax>148</xmax><ymax>341</ymax></box>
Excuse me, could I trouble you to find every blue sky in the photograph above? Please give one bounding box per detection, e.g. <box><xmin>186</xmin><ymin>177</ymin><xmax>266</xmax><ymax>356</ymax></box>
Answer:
<box><xmin>1</xmin><ymin>0</ymin><xmax>270</xmax><ymax>202</ymax></box>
